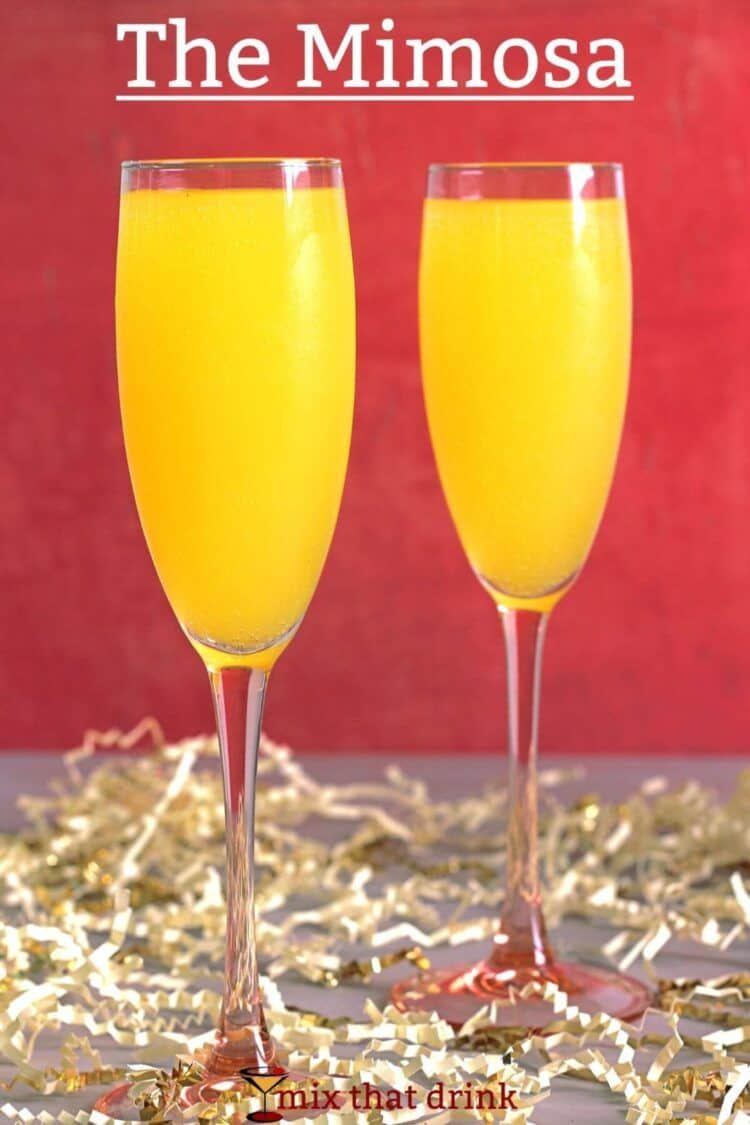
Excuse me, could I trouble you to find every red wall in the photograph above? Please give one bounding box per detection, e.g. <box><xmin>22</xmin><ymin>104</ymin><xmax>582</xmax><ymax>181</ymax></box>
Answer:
<box><xmin>2</xmin><ymin>0</ymin><xmax>748</xmax><ymax>752</ymax></box>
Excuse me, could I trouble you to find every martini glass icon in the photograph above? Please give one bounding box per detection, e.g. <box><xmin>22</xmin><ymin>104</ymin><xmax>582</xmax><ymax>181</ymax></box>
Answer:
<box><xmin>240</xmin><ymin>1066</ymin><xmax>288</xmax><ymax>1123</ymax></box>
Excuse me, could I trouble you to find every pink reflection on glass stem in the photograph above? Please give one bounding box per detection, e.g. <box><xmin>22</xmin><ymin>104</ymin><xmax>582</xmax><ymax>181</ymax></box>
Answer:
<box><xmin>392</xmin><ymin>609</ymin><xmax>652</xmax><ymax>1030</ymax></box>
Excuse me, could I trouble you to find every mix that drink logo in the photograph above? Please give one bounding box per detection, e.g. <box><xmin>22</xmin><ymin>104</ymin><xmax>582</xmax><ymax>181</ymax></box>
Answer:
<box><xmin>240</xmin><ymin>1065</ymin><xmax>520</xmax><ymax>1120</ymax></box>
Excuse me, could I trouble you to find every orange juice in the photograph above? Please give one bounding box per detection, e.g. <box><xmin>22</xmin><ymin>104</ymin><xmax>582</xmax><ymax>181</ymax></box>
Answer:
<box><xmin>116</xmin><ymin>186</ymin><xmax>355</xmax><ymax>666</ymax></box>
<box><xmin>420</xmin><ymin>196</ymin><xmax>630</xmax><ymax>609</ymax></box>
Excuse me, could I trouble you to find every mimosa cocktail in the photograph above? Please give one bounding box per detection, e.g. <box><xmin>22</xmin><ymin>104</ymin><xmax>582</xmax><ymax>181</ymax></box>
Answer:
<box><xmin>393</xmin><ymin>162</ymin><xmax>650</xmax><ymax>1029</ymax></box>
<box><xmin>97</xmin><ymin>159</ymin><xmax>355</xmax><ymax>1116</ymax></box>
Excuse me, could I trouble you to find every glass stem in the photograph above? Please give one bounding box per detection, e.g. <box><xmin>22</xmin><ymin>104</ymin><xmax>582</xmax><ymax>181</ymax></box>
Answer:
<box><xmin>208</xmin><ymin>665</ymin><xmax>276</xmax><ymax>1074</ymax></box>
<box><xmin>491</xmin><ymin>608</ymin><xmax>555</xmax><ymax>971</ymax></box>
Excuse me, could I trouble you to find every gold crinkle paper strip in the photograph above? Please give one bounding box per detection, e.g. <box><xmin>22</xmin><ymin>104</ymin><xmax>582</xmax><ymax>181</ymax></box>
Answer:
<box><xmin>0</xmin><ymin>720</ymin><xmax>749</xmax><ymax>1122</ymax></box>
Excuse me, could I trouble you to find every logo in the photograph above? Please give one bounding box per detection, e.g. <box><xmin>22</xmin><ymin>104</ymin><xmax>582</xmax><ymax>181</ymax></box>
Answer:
<box><xmin>239</xmin><ymin>1065</ymin><xmax>520</xmax><ymax>1119</ymax></box>
<box><xmin>240</xmin><ymin>1066</ymin><xmax>288</xmax><ymax>1123</ymax></box>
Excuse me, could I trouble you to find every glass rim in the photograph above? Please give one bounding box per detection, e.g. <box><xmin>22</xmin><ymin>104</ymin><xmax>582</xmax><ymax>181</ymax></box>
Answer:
<box><xmin>121</xmin><ymin>157</ymin><xmax>342</xmax><ymax>171</ymax></box>
<box><xmin>428</xmin><ymin>161</ymin><xmax>623</xmax><ymax>173</ymax></box>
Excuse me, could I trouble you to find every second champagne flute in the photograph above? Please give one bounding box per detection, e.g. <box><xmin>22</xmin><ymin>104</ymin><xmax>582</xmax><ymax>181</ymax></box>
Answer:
<box><xmin>97</xmin><ymin>157</ymin><xmax>355</xmax><ymax>1115</ymax></box>
<box><xmin>393</xmin><ymin>162</ymin><xmax>651</xmax><ymax>1029</ymax></box>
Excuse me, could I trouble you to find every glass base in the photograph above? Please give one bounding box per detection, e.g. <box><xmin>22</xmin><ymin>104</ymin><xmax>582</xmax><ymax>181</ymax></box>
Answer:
<box><xmin>92</xmin><ymin>1066</ymin><xmax>350</xmax><ymax>1122</ymax></box>
<box><xmin>391</xmin><ymin>957</ymin><xmax>652</xmax><ymax>1031</ymax></box>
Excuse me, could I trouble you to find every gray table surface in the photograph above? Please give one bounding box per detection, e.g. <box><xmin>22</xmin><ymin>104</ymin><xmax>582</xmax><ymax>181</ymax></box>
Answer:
<box><xmin>1</xmin><ymin>752</ymin><xmax>747</xmax><ymax>1123</ymax></box>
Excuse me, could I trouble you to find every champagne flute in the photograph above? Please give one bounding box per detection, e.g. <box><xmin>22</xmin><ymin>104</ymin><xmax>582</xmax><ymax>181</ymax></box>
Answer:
<box><xmin>392</xmin><ymin>162</ymin><xmax>650</xmax><ymax>1028</ymax></box>
<box><xmin>96</xmin><ymin>158</ymin><xmax>355</xmax><ymax>1114</ymax></box>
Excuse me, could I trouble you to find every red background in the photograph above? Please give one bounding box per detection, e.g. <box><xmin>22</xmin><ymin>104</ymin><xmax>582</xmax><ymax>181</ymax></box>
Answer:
<box><xmin>2</xmin><ymin>0</ymin><xmax>748</xmax><ymax>753</ymax></box>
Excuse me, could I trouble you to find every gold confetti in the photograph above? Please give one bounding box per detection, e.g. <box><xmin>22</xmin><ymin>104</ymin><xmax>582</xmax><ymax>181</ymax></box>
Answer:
<box><xmin>0</xmin><ymin>724</ymin><xmax>748</xmax><ymax>1122</ymax></box>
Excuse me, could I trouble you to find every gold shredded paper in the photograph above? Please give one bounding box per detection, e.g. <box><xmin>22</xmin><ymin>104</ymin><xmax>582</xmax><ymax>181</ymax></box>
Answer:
<box><xmin>0</xmin><ymin>723</ymin><xmax>748</xmax><ymax>1122</ymax></box>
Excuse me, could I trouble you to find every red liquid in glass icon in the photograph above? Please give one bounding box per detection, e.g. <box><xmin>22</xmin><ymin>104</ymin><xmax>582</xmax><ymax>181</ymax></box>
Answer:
<box><xmin>241</xmin><ymin>1066</ymin><xmax>288</xmax><ymax>1122</ymax></box>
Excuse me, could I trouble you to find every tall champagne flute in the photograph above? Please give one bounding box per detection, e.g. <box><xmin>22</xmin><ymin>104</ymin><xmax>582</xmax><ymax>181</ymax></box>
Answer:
<box><xmin>392</xmin><ymin>163</ymin><xmax>650</xmax><ymax>1028</ymax></box>
<box><xmin>97</xmin><ymin>158</ymin><xmax>355</xmax><ymax>1114</ymax></box>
